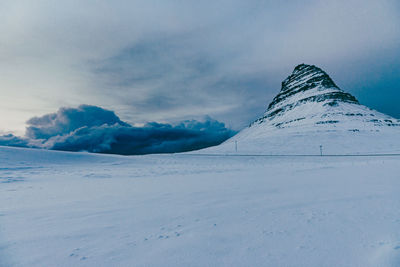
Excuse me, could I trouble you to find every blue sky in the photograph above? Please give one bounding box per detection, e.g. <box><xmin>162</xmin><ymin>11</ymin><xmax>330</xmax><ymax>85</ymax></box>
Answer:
<box><xmin>1</xmin><ymin>0</ymin><xmax>399</xmax><ymax>134</ymax></box>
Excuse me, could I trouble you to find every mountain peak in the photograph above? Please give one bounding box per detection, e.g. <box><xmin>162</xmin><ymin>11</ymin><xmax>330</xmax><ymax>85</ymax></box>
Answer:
<box><xmin>201</xmin><ymin>64</ymin><xmax>400</xmax><ymax>155</ymax></box>
<box><xmin>286</xmin><ymin>64</ymin><xmax>337</xmax><ymax>90</ymax></box>
<box><xmin>261</xmin><ymin>64</ymin><xmax>359</xmax><ymax>122</ymax></box>
<box><xmin>278</xmin><ymin>64</ymin><xmax>343</xmax><ymax>101</ymax></box>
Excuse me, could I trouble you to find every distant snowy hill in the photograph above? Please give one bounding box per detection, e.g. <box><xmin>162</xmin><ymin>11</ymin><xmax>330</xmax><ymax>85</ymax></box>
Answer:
<box><xmin>202</xmin><ymin>64</ymin><xmax>400</xmax><ymax>155</ymax></box>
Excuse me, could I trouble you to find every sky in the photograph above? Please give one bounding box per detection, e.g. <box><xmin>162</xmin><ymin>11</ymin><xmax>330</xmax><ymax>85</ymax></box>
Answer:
<box><xmin>1</xmin><ymin>0</ymin><xmax>400</xmax><ymax>135</ymax></box>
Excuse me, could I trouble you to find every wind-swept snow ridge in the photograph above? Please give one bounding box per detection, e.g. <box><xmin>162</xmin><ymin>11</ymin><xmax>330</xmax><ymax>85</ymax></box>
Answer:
<box><xmin>201</xmin><ymin>64</ymin><xmax>400</xmax><ymax>155</ymax></box>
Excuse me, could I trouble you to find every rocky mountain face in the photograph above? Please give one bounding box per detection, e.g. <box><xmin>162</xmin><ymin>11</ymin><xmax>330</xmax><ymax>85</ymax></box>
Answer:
<box><xmin>201</xmin><ymin>64</ymin><xmax>400</xmax><ymax>155</ymax></box>
<box><xmin>258</xmin><ymin>64</ymin><xmax>358</xmax><ymax>121</ymax></box>
<box><xmin>251</xmin><ymin>64</ymin><xmax>400</xmax><ymax>131</ymax></box>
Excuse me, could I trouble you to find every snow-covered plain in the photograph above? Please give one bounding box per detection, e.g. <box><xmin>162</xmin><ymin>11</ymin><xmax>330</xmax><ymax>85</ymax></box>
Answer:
<box><xmin>1</xmin><ymin>146</ymin><xmax>400</xmax><ymax>266</ymax></box>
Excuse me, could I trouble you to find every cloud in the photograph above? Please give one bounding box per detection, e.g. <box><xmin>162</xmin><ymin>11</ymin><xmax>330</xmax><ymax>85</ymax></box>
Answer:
<box><xmin>1</xmin><ymin>0</ymin><xmax>399</xmax><ymax>134</ymax></box>
<box><xmin>86</xmin><ymin>0</ymin><xmax>400</xmax><ymax>127</ymax></box>
<box><xmin>0</xmin><ymin>105</ymin><xmax>235</xmax><ymax>155</ymax></box>
<box><xmin>0</xmin><ymin>134</ymin><xmax>29</xmax><ymax>148</ymax></box>
<box><xmin>91</xmin><ymin>34</ymin><xmax>274</xmax><ymax>129</ymax></box>
<box><xmin>26</xmin><ymin>104</ymin><xmax>129</xmax><ymax>139</ymax></box>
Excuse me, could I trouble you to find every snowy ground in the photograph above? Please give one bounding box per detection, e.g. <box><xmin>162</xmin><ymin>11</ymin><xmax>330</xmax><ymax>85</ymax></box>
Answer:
<box><xmin>1</xmin><ymin>146</ymin><xmax>400</xmax><ymax>267</ymax></box>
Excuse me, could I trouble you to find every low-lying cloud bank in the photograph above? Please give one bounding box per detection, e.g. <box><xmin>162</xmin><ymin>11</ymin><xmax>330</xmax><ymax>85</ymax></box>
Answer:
<box><xmin>0</xmin><ymin>105</ymin><xmax>236</xmax><ymax>155</ymax></box>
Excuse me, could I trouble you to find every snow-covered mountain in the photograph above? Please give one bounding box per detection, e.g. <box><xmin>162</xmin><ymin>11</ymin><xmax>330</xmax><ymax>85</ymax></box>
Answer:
<box><xmin>203</xmin><ymin>64</ymin><xmax>400</xmax><ymax>155</ymax></box>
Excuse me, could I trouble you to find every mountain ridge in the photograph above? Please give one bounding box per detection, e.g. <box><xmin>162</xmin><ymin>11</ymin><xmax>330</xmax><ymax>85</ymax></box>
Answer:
<box><xmin>254</xmin><ymin>64</ymin><xmax>360</xmax><ymax>125</ymax></box>
<box><xmin>250</xmin><ymin>63</ymin><xmax>399</xmax><ymax>131</ymax></box>
<box><xmin>200</xmin><ymin>64</ymin><xmax>400</xmax><ymax>155</ymax></box>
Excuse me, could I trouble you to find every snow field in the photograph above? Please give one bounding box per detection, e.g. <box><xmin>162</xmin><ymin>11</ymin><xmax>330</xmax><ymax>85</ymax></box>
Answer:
<box><xmin>1</xmin><ymin>146</ymin><xmax>400</xmax><ymax>266</ymax></box>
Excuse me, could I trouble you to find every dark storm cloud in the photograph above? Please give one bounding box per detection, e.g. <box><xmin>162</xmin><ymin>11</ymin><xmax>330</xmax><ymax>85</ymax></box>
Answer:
<box><xmin>46</xmin><ymin>119</ymin><xmax>234</xmax><ymax>155</ymax></box>
<box><xmin>0</xmin><ymin>134</ymin><xmax>29</xmax><ymax>148</ymax></box>
<box><xmin>0</xmin><ymin>105</ymin><xmax>235</xmax><ymax>155</ymax></box>
<box><xmin>26</xmin><ymin>105</ymin><xmax>129</xmax><ymax>139</ymax></box>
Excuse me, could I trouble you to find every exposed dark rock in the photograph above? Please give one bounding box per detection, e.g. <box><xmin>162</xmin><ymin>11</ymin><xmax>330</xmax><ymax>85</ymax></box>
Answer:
<box><xmin>316</xmin><ymin>120</ymin><xmax>339</xmax><ymax>124</ymax></box>
<box><xmin>265</xmin><ymin>64</ymin><xmax>359</xmax><ymax>119</ymax></box>
<box><xmin>250</xmin><ymin>63</ymin><xmax>399</xmax><ymax>131</ymax></box>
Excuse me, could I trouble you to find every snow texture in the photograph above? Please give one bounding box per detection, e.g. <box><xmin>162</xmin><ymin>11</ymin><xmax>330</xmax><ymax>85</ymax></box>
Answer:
<box><xmin>1</xmin><ymin>146</ymin><xmax>400</xmax><ymax>267</ymax></box>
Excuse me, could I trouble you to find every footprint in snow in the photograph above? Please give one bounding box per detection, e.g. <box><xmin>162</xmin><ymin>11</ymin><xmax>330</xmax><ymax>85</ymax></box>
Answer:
<box><xmin>69</xmin><ymin>248</ymin><xmax>87</xmax><ymax>261</ymax></box>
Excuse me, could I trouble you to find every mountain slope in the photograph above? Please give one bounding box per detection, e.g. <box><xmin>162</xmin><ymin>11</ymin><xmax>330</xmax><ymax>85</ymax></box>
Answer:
<box><xmin>202</xmin><ymin>64</ymin><xmax>400</xmax><ymax>155</ymax></box>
